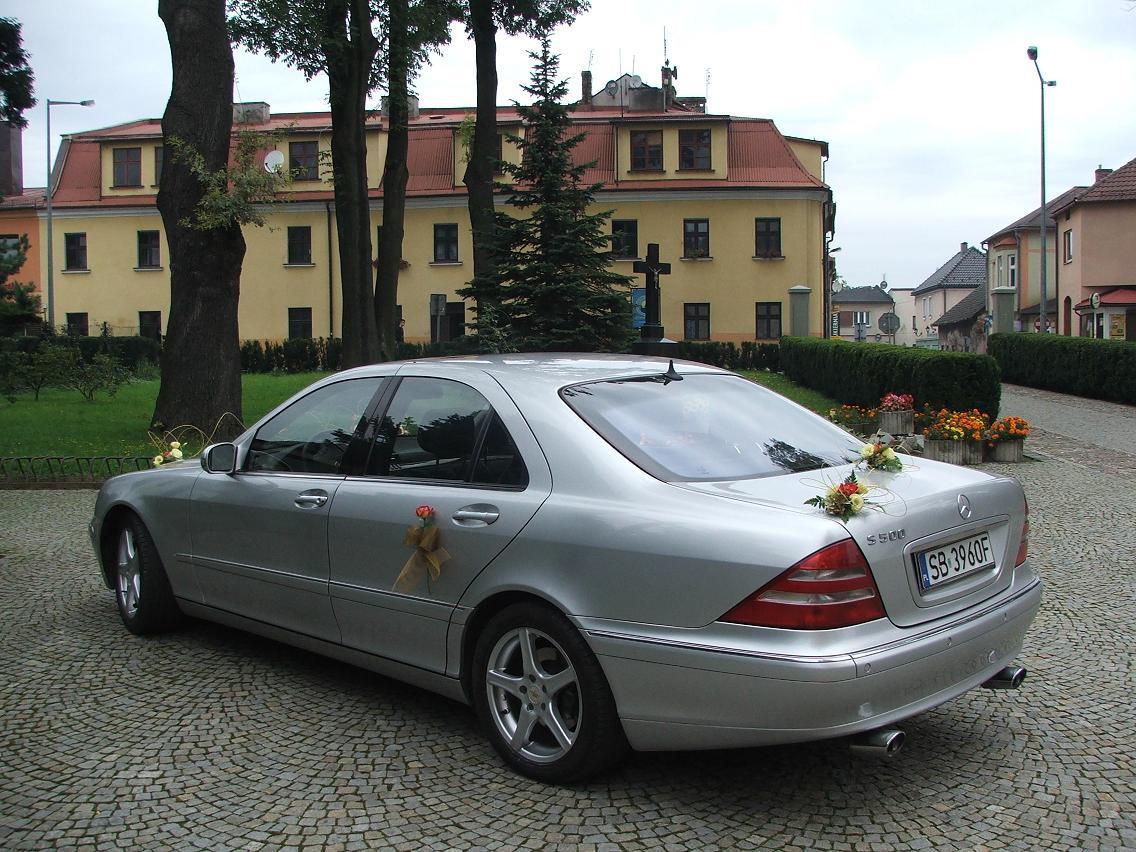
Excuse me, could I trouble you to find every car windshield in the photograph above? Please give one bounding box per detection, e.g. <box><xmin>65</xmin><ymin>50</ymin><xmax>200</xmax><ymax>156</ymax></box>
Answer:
<box><xmin>561</xmin><ymin>373</ymin><xmax>863</xmax><ymax>482</ymax></box>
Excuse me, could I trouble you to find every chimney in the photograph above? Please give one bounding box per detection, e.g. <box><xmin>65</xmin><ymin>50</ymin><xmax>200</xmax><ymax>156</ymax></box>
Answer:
<box><xmin>960</xmin><ymin>241</ymin><xmax>968</xmax><ymax>253</ymax></box>
<box><xmin>0</xmin><ymin>123</ymin><xmax>22</xmax><ymax>197</ymax></box>
<box><xmin>1095</xmin><ymin>165</ymin><xmax>1113</xmax><ymax>184</ymax></box>
<box><xmin>380</xmin><ymin>95</ymin><xmax>419</xmax><ymax>118</ymax></box>
<box><xmin>232</xmin><ymin>102</ymin><xmax>271</xmax><ymax>125</ymax></box>
<box><xmin>581</xmin><ymin>70</ymin><xmax>592</xmax><ymax>105</ymax></box>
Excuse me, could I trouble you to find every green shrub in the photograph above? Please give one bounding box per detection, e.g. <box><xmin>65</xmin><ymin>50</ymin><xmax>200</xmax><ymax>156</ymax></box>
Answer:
<box><xmin>988</xmin><ymin>332</ymin><xmax>1136</xmax><ymax>404</ymax></box>
<box><xmin>673</xmin><ymin>341</ymin><xmax>780</xmax><ymax>371</ymax></box>
<box><xmin>240</xmin><ymin>337</ymin><xmax>344</xmax><ymax>373</ymax></box>
<box><xmin>13</xmin><ymin>335</ymin><xmax>160</xmax><ymax>371</ymax></box>
<box><xmin>779</xmin><ymin>336</ymin><xmax>1001</xmax><ymax>415</ymax></box>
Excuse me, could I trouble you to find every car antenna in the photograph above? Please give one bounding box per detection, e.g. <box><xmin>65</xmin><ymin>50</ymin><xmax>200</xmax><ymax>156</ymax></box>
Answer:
<box><xmin>662</xmin><ymin>360</ymin><xmax>683</xmax><ymax>384</ymax></box>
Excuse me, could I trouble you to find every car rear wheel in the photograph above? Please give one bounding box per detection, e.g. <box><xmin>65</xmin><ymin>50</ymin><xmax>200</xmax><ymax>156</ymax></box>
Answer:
<box><xmin>472</xmin><ymin>602</ymin><xmax>628</xmax><ymax>783</ymax></box>
<box><xmin>114</xmin><ymin>515</ymin><xmax>182</xmax><ymax>635</ymax></box>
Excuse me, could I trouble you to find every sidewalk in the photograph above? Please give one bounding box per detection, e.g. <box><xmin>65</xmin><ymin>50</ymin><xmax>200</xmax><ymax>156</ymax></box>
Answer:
<box><xmin>999</xmin><ymin>383</ymin><xmax>1136</xmax><ymax>476</ymax></box>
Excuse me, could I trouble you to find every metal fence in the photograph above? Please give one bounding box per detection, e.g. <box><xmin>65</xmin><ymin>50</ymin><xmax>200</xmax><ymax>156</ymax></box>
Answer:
<box><xmin>0</xmin><ymin>456</ymin><xmax>154</xmax><ymax>486</ymax></box>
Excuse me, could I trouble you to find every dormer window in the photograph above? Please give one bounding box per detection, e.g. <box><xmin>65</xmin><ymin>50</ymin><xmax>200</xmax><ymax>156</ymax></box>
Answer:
<box><xmin>113</xmin><ymin>147</ymin><xmax>142</xmax><ymax>187</ymax></box>
<box><xmin>679</xmin><ymin>129</ymin><xmax>711</xmax><ymax>170</ymax></box>
<box><xmin>630</xmin><ymin>130</ymin><xmax>662</xmax><ymax>171</ymax></box>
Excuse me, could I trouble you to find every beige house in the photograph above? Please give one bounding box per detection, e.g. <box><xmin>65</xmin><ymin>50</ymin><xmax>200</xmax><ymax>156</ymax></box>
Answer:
<box><xmin>830</xmin><ymin>285</ymin><xmax>896</xmax><ymax>342</ymax></box>
<box><xmin>1048</xmin><ymin>158</ymin><xmax>1136</xmax><ymax>341</ymax></box>
<box><xmin>31</xmin><ymin>66</ymin><xmax>836</xmax><ymax>347</ymax></box>
<box><xmin>910</xmin><ymin>243</ymin><xmax>986</xmax><ymax>348</ymax></box>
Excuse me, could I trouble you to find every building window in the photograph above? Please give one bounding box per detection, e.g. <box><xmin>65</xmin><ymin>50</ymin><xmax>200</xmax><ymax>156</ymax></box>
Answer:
<box><xmin>611</xmin><ymin>220</ymin><xmax>638</xmax><ymax>259</ymax></box>
<box><xmin>1063</xmin><ymin>228</ymin><xmax>1073</xmax><ymax>263</ymax></box>
<box><xmin>112</xmin><ymin>147</ymin><xmax>142</xmax><ymax>187</ymax></box>
<box><xmin>137</xmin><ymin>231</ymin><xmax>161</xmax><ymax>268</ymax></box>
<box><xmin>630</xmin><ymin>130</ymin><xmax>663</xmax><ymax>171</ymax></box>
<box><xmin>64</xmin><ymin>233</ymin><xmax>87</xmax><ymax>270</ymax></box>
<box><xmin>433</xmin><ymin>223</ymin><xmax>459</xmax><ymax>263</ymax></box>
<box><xmin>289</xmin><ymin>141</ymin><xmax>319</xmax><ymax>181</ymax></box>
<box><xmin>853</xmin><ymin>310</ymin><xmax>870</xmax><ymax>326</ymax></box>
<box><xmin>1008</xmin><ymin>255</ymin><xmax>1017</xmax><ymax>288</ymax></box>
<box><xmin>139</xmin><ymin>311</ymin><xmax>162</xmax><ymax>341</ymax></box>
<box><xmin>996</xmin><ymin>255</ymin><xmax>1004</xmax><ymax>286</ymax></box>
<box><xmin>287</xmin><ymin>226</ymin><xmax>312</xmax><ymax>265</ymax></box>
<box><xmin>754</xmin><ymin>218</ymin><xmax>782</xmax><ymax>258</ymax></box>
<box><xmin>288</xmin><ymin>307</ymin><xmax>313</xmax><ymax>339</ymax></box>
<box><xmin>684</xmin><ymin>303</ymin><xmax>710</xmax><ymax>340</ymax></box>
<box><xmin>755</xmin><ymin>302</ymin><xmax>782</xmax><ymax>339</ymax></box>
<box><xmin>683</xmin><ymin>219</ymin><xmax>710</xmax><ymax>258</ymax></box>
<box><xmin>65</xmin><ymin>312</ymin><xmax>89</xmax><ymax>336</ymax></box>
<box><xmin>678</xmin><ymin>129</ymin><xmax>711</xmax><ymax>170</ymax></box>
<box><xmin>494</xmin><ymin>133</ymin><xmax>504</xmax><ymax>175</ymax></box>
<box><xmin>154</xmin><ymin>146</ymin><xmax>164</xmax><ymax>184</ymax></box>
<box><xmin>0</xmin><ymin>233</ymin><xmax>19</xmax><ymax>262</ymax></box>
<box><xmin>431</xmin><ymin>301</ymin><xmax>466</xmax><ymax>343</ymax></box>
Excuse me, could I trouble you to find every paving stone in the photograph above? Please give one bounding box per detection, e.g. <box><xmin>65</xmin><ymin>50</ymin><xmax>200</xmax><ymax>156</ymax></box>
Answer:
<box><xmin>0</xmin><ymin>387</ymin><xmax>1133</xmax><ymax>849</ymax></box>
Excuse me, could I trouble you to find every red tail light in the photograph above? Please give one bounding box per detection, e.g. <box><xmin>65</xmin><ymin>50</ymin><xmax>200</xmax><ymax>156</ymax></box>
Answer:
<box><xmin>1015</xmin><ymin>499</ymin><xmax>1030</xmax><ymax>567</ymax></box>
<box><xmin>721</xmin><ymin>538</ymin><xmax>886</xmax><ymax>630</ymax></box>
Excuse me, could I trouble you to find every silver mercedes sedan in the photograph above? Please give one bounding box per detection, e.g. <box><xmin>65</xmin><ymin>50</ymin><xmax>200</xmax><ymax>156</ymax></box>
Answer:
<box><xmin>90</xmin><ymin>355</ymin><xmax>1041</xmax><ymax>782</ymax></box>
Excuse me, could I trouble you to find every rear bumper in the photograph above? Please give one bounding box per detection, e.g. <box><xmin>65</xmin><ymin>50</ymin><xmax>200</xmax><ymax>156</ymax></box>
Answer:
<box><xmin>582</xmin><ymin>575</ymin><xmax>1042</xmax><ymax>751</ymax></box>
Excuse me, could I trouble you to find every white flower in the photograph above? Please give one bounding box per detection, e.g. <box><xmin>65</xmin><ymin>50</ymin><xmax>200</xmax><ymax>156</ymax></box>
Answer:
<box><xmin>850</xmin><ymin>494</ymin><xmax>865</xmax><ymax>512</ymax></box>
<box><xmin>169</xmin><ymin>448</ymin><xmax>183</xmax><ymax>460</ymax></box>
<box><xmin>152</xmin><ymin>455</ymin><xmax>164</xmax><ymax>467</ymax></box>
<box><xmin>883</xmin><ymin>447</ymin><xmax>897</xmax><ymax>460</ymax></box>
<box><xmin>169</xmin><ymin>441</ymin><xmax>182</xmax><ymax>450</ymax></box>
<box><xmin>861</xmin><ymin>445</ymin><xmax>875</xmax><ymax>459</ymax></box>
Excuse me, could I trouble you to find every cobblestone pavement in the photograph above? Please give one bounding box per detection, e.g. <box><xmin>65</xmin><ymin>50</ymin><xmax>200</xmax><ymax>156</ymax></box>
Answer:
<box><xmin>2</xmin><ymin>419</ymin><xmax>1134</xmax><ymax>849</ymax></box>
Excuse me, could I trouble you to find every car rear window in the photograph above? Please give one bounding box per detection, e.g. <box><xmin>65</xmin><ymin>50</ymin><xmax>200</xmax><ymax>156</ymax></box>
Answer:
<box><xmin>561</xmin><ymin>373</ymin><xmax>862</xmax><ymax>481</ymax></box>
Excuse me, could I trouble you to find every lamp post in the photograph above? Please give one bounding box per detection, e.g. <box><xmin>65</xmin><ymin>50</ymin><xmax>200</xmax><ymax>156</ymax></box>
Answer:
<box><xmin>1026</xmin><ymin>47</ymin><xmax>1055</xmax><ymax>334</ymax></box>
<box><xmin>45</xmin><ymin>98</ymin><xmax>94</xmax><ymax>331</ymax></box>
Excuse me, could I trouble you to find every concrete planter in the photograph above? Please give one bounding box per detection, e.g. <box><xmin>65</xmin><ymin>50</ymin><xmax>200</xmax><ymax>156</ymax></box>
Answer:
<box><xmin>991</xmin><ymin>439</ymin><xmax>1025</xmax><ymax>463</ymax></box>
<box><xmin>924</xmin><ymin>439</ymin><xmax>965</xmax><ymax>465</ymax></box>
<box><xmin>963</xmin><ymin>440</ymin><xmax>985</xmax><ymax>465</ymax></box>
<box><xmin>879</xmin><ymin>410</ymin><xmax>915</xmax><ymax>435</ymax></box>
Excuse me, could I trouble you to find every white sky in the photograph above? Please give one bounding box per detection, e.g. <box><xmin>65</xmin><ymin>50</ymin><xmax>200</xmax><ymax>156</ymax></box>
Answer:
<box><xmin>9</xmin><ymin>0</ymin><xmax>1136</xmax><ymax>288</ymax></box>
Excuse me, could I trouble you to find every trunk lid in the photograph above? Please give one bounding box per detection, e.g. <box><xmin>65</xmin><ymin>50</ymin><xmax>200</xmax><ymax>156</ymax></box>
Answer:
<box><xmin>673</xmin><ymin>457</ymin><xmax>1027</xmax><ymax>627</ymax></box>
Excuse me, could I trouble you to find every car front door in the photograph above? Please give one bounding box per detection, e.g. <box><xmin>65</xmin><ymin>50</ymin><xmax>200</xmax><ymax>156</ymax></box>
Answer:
<box><xmin>328</xmin><ymin>369</ymin><xmax>552</xmax><ymax>674</ymax></box>
<box><xmin>189</xmin><ymin>376</ymin><xmax>385</xmax><ymax>642</ymax></box>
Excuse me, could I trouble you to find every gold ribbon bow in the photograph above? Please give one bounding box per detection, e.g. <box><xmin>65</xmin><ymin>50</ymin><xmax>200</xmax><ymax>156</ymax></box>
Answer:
<box><xmin>393</xmin><ymin>524</ymin><xmax>451</xmax><ymax>593</ymax></box>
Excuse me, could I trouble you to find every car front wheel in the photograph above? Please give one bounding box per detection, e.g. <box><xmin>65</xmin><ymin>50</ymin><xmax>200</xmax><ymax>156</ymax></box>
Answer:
<box><xmin>113</xmin><ymin>514</ymin><xmax>182</xmax><ymax>635</ymax></box>
<box><xmin>472</xmin><ymin>602</ymin><xmax>628</xmax><ymax>783</ymax></box>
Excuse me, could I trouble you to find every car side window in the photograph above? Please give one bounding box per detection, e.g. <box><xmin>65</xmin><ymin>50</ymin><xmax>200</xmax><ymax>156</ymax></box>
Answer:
<box><xmin>365</xmin><ymin>377</ymin><xmax>526</xmax><ymax>487</ymax></box>
<box><xmin>247</xmin><ymin>378</ymin><xmax>382</xmax><ymax>475</ymax></box>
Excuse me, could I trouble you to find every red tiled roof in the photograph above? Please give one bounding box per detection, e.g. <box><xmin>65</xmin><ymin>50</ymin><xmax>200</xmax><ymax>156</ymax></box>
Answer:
<box><xmin>1071</xmin><ymin>156</ymin><xmax>1136</xmax><ymax>204</ymax></box>
<box><xmin>0</xmin><ymin>188</ymin><xmax>44</xmax><ymax>209</ymax></box>
<box><xmin>51</xmin><ymin>108</ymin><xmax>826</xmax><ymax>207</ymax></box>
<box><xmin>1074</xmin><ymin>287</ymin><xmax>1136</xmax><ymax>309</ymax></box>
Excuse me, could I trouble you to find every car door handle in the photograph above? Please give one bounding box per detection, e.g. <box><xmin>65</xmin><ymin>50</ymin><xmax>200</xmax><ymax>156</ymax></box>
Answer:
<box><xmin>452</xmin><ymin>504</ymin><xmax>500</xmax><ymax>527</ymax></box>
<box><xmin>294</xmin><ymin>489</ymin><xmax>329</xmax><ymax>508</ymax></box>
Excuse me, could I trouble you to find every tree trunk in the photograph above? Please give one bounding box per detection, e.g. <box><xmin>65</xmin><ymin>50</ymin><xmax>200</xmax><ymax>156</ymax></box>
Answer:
<box><xmin>463</xmin><ymin>0</ymin><xmax>498</xmax><ymax>327</ymax></box>
<box><xmin>374</xmin><ymin>0</ymin><xmax>409</xmax><ymax>362</ymax></box>
<box><xmin>326</xmin><ymin>0</ymin><xmax>380</xmax><ymax>368</ymax></box>
<box><xmin>153</xmin><ymin>0</ymin><xmax>245</xmax><ymax>441</ymax></box>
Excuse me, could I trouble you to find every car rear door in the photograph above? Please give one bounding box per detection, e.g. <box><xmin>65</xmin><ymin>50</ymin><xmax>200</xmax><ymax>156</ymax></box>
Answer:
<box><xmin>328</xmin><ymin>368</ymin><xmax>552</xmax><ymax>674</ymax></box>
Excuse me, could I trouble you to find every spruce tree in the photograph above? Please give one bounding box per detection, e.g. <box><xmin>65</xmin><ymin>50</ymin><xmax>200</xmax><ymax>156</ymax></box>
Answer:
<box><xmin>465</xmin><ymin>38</ymin><xmax>633</xmax><ymax>352</ymax></box>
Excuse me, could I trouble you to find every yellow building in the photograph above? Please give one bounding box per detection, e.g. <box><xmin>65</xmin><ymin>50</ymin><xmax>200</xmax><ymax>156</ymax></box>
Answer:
<box><xmin>40</xmin><ymin>69</ymin><xmax>834</xmax><ymax>346</ymax></box>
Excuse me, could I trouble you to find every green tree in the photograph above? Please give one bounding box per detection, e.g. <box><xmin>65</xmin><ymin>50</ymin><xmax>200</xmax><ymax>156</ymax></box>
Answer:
<box><xmin>459</xmin><ymin>0</ymin><xmax>587</xmax><ymax>338</ymax></box>
<box><xmin>465</xmin><ymin>39</ymin><xmax>632</xmax><ymax>352</ymax></box>
<box><xmin>0</xmin><ymin>233</ymin><xmax>41</xmax><ymax>334</ymax></box>
<box><xmin>0</xmin><ymin>17</ymin><xmax>35</xmax><ymax>128</ymax></box>
<box><xmin>153</xmin><ymin>0</ymin><xmax>247</xmax><ymax>438</ymax></box>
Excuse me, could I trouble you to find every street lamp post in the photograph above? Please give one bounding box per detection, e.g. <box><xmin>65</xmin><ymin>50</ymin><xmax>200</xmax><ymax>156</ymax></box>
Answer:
<box><xmin>1026</xmin><ymin>47</ymin><xmax>1055</xmax><ymax>334</ymax></box>
<box><xmin>45</xmin><ymin>98</ymin><xmax>94</xmax><ymax>331</ymax></box>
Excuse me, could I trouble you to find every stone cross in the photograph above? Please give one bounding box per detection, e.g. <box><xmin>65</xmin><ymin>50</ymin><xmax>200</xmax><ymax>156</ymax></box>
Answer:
<box><xmin>633</xmin><ymin>243</ymin><xmax>671</xmax><ymax>341</ymax></box>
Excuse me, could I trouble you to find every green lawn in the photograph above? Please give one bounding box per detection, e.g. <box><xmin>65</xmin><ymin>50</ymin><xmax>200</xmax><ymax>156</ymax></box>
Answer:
<box><xmin>1</xmin><ymin>368</ymin><xmax>834</xmax><ymax>459</ymax></box>
<box><xmin>739</xmin><ymin>370</ymin><xmax>839</xmax><ymax>416</ymax></box>
<box><xmin>2</xmin><ymin>372</ymin><xmax>328</xmax><ymax>459</ymax></box>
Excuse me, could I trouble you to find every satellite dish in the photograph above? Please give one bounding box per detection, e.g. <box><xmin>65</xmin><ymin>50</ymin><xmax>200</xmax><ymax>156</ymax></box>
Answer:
<box><xmin>264</xmin><ymin>150</ymin><xmax>285</xmax><ymax>174</ymax></box>
<box><xmin>630</xmin><ymin>75</ymin><xmax>642</xmax><ymax>88</ymax></box>
<box><xmin>605</xmin><ymin>81</ymin><xmax>618</xmax><ymax>96</ymax></box>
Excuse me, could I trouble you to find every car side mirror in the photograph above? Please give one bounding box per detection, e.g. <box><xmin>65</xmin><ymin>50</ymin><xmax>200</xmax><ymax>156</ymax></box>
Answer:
<box><xmin>201</xmin><ymin>443</ymin><xmax>238</xmax><ymax>474</ymax></box>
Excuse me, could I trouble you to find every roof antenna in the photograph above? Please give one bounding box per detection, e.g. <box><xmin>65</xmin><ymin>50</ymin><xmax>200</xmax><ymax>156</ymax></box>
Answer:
<box><xmin>663</xmin><ymin>28</ymin><xmax>668</xmax><ymax>65</ymax></box>
<box><xmin>663</xmin><ymin>360</ymin><xmax>683</xmax><ymax>384</ymax></box>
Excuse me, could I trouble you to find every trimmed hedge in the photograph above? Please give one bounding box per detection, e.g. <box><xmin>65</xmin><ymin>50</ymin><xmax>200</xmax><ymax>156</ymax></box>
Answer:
<box><xmin>988</xmin><ymin>332</ymin><xmax>1136</xmax><ymax>404</ymax></box>
<box><xmin>779</xmin><ymin>336</ymin><xmax>1002</xmax><ymax>416</ymax></box>
<box><xmin>8</xmin><ymin>335</ymin><xmax>161</xmax><ymax>371</ymax></box>
<box><xmin>672</xmin><ymin>341</ymin><xmax>780</xmax><ymax>372</ymax></box>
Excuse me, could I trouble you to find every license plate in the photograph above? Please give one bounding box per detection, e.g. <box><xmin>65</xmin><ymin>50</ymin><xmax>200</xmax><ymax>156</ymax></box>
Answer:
<box><xmin>916</xmin><ymin>531</ymin><xmax>995</xmax><ymax>591</ymax></box>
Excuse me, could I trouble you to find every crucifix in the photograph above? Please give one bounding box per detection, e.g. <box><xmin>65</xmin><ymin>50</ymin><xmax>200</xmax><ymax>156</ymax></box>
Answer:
<box><xmin>633</xmin><ymin>242</ymin><xmax>671</xmax><ymax>341</ymax></box>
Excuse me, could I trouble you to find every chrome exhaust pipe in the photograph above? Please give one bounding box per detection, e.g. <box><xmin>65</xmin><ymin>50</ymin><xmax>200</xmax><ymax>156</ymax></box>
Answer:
<box><xmin>849</xmin><ymin>727</ymin><xmax>905</xmax><ymax>757</ymax></box>
<box><xmin>982</xmin><ymin>665</ymin><xmax>1026</xmax><ymax>690</ymax></box>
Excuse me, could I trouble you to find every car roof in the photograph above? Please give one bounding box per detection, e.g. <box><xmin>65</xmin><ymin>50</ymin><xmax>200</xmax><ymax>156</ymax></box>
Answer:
<box><xmin>338</xmin><ymin>353</ymin><xmax>728</xmax><ymax>392</ymax></box>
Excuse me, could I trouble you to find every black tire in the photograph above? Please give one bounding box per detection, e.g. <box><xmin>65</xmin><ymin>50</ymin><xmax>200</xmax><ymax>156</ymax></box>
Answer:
<box><xmin>471</xmin><ymin>602</ymin><xmax>629</xmax><ymax>783</ymax></box>
<box><xmin>112</xmin><ymin>514</ymin><xmax>183</xmax><ymax>635</ymax></box>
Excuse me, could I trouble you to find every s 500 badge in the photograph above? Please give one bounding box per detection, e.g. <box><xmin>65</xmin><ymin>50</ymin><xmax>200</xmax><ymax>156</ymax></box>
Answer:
<box><xmin>867</xmin><ymin>529</ymin><xmax>906</xmax><ymax>545</ymax></box>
